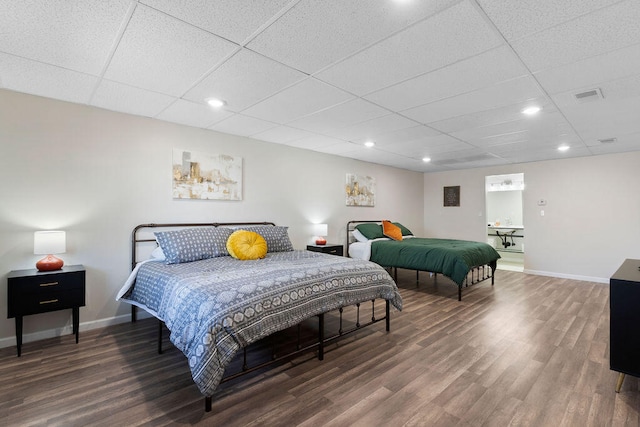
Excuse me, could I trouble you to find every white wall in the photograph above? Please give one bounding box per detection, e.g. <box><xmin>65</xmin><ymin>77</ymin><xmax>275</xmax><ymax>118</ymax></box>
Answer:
<box><xmin>0</xmin><ymin>89</ymin><xmax>424</xmax><ymax>346</ymax></box>
<box><xmin>424</xmin><ymin>154</ymin><xmax>640</xmax><ymax>282</ymax></box>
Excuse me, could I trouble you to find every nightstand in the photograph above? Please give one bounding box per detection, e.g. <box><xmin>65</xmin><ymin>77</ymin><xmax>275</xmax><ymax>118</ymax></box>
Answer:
<box><xmin>7</xmin><ymin>265</ymin><xmax>86</xmax><ymax>356</ymax></box>
<box><xmin>306</xmin><ymin>244</ymin><xmax>343</xmax><ymax>256</ymax></box>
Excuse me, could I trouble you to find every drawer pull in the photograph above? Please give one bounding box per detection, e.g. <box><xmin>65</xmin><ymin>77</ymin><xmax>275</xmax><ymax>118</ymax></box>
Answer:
<box><xmin>39</xmin><ymin>282</ymin><xmax>59</xmax><ymax>287</ymax></box>
<box><xmin>39</xmin><ymin>299</ymin><xmax>59</xmax><ymax>305</ymax></box>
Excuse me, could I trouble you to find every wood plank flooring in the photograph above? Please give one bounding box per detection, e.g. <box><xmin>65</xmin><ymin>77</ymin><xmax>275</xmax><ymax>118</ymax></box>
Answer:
<box><xmin>1</xmin><ymin>269</ymin><xmax>638</xmax><ymax>426</ymax></box>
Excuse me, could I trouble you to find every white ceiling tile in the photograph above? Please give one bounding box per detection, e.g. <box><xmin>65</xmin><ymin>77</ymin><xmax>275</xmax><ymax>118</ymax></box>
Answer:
<box><xmin>251</xmin><ymin>126</ymin><xmax>318</xmax><ymax>144</ymax></box>
<box><xmin>497</xmin><ymin>146</ymin><xmax>593</xmax><ymax>164</ymax></box>
<box><xmin>315</xmin><ymin>1</ymin><xmax>503</xmax><ymax>95</ymax></box>
<box><xmin>247</xmin><ymin>0</ymin><xmax>462</xmax><ymax>74</ymax></box>
<box><xmin>355</xmin><ymin>125</ymin><xmax>442</xmax><ymax>147</ymax></box>
<box><xmin>511</xmin><ymin>1</ymin><xmax>640</xmax><ymax>72</ymax></box>
<box><xmin>104</xmin><ymin>4</ymin><xmax>238</xmax><ymax>96</ymax></box>
<box><xmin>209</xmin><ymin>114</ymin><xmax>277</xmax><ymax>137</ymax></box>
<box><xmin>140</xmin><ymin>0</ymin><xmax>292</xmax><ymax>44</ymax></box>
<box><xmin>241</xmin><ymin>78</ymin><xmax>354</xmax><ymax>123</ymax></box>
<box><xmin>553</xmin><ymin>95</ymin><xmax>640</xmax><ymax>141</ymax></box>
<box><xmin>428</xmin><ymin>99</ymin><xmax>557</xmax><ymax>134</ymax></box>
<box><xmin>183</xmin><ymin>49</ymin><xmax>307</xmax><ymax>111</ymax></box>
<box><xmin>287</xmin><ymin>99</ymin><xmax>389</xmax><ymax>134</ymax></box>
<box><xmin>0</xmin><ymin>53</ymin><xmax>97</xmax><ymax>104</ymax></box>
<box><xmin>0</xmin><ymin>0</ymin><xmax>131</xmax><ymax>75</ymax></box>
<box><xmin>378</xmin><ymin>137</ymin><xmax>472</xmax><ymax>159</ymax></box>
<box><xmin>587</xmin><ymin>131</ymin><xmax>640</xmax><ymax>155</ymax></box>
<box><xmin>156</xmin><ymin>99</ymin><xmax>232</xmax><ymax>128</ymax></box>
<box><xmin>325</xmin><ymin>114</ymin><xmax>419</xmax><ymax>142</ymax></box>
<box><xmin>284</xmin><ymin>134</ymin><xmax>347</xmax><ymax>150</ymax></box>
<box><xmin>312</xmin><ymin>141</ymin><xmax>361</xmax><ymax>155</ymax></box>
<box><xmin>451</xmin><ymin>111</ymin><xmax>577</xmax><ymax>147</ymax></box>
<box><xmin>535</xmin><ymin>43</ymin><xmax>640</xmax><ymax>95</ymax></box>
<box><xmin>402</xmin><ymin>76</ymin><xmax>545</xmax><ymax>125</ymax></box>
<box><xmin>365</xmin><ymin>46</ymin><xmax>529</xmax><ymax>111</ymax></box>
<box><xmin>477</xmin><ymin>0</ymin><xmax>621</xmax><ymax>41</ymax></box>
<box><xmin>91</xmin><ymin>79</ymin><xmax>175</xmax><ymax>118</ymax></box>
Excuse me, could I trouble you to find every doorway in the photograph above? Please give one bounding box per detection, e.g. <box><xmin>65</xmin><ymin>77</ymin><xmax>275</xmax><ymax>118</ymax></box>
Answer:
<box><xmin>485</xmin><ymin>173</ymin><xmax>524</xmax><ymax>272</ymax></box>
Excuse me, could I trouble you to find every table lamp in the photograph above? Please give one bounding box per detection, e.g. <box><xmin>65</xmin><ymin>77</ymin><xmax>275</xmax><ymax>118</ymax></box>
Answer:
<box><xmin>34</xmin><ymin>230</ymin><xmax>66</xmax><ymax>271</ymax></box>
<box><xmin>313</xmin><ymin>224</ymin><xmax>328</xmax><ymax>245</ymax></box>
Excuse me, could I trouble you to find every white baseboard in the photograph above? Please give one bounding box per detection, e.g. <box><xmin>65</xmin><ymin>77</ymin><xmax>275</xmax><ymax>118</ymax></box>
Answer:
<box><xmin>523</xmin><ymin>269</ymin><xmax>608</xmax><ymax>284</ymax></box>
<box><xmin>0</xmin><ymin>310</ymin><xmax>154</xmax><ymax>350</ymax></box>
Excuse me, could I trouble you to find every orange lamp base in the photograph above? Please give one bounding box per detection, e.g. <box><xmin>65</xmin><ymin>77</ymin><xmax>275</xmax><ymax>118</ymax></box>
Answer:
<box><xmin>315</xmin><ymin>237</ymin><xmax>327</xmax><ymax>245</ymax></box>
<box><xmin>36</xmin><ymin>255</ymin><xmax>64</xmax><ymax>271</ymax></box>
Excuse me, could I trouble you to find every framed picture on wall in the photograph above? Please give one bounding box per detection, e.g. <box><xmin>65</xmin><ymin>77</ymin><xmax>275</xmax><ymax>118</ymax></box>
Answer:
<box><xmin>172</xmin><ymin>149</ymin><xmax>243</xmax><ymax>200</ymax></box>
<box><xmin>346</xmin><ymin>173</ymin><xmax>375</xmax><ymax>206</ymax></box>
<box><xmin>443</xmin><ymin>185</ymin><xmax>460</xmax><ymax>207</ymax></box>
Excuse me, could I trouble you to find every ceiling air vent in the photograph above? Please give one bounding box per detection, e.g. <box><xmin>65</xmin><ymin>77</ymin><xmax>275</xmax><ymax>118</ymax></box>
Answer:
<box><xmin>598</xmin><ymin>137</ymin><xmax>617</xmax><ymax>144</ymax></box>
<box><xmin>573</xmin><ymin>88</ymin><xmax>604</xmax><ymax>103</ymax></box>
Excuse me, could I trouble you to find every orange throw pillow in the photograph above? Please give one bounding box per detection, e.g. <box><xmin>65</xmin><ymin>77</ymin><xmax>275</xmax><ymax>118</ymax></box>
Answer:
<box><xmin>382</xmin><ymin>220</ymin><xmax>402</xmax><ymax>241</ymax></box>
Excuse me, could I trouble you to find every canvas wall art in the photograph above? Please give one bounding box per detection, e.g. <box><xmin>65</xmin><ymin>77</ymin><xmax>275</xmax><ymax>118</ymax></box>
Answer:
<box><xmin>172</xmin><ymin>149</ymin><xmax>243</xmax><ymax>200</ymax></box>
<box><xmin>346</xmin><ymin>173</ymin><xmax>375</xmax><ymax>206</ymax></box>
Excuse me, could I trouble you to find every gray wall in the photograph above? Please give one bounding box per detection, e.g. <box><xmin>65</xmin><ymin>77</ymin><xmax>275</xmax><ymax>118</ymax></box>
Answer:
<box><xmin>0</xmin><ymin>89</ymin><xmax>425</xmax><ymax>347</ymax></box>
<box><xmin>424</xmin><ymin>154</ymin><xmax>640</xmax><ymax>281</ymax></box>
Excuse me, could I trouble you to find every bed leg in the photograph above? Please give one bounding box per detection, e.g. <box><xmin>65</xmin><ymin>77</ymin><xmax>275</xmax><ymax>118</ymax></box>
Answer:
<box><xmin>385</xmin><ymin>300</ymin><xmax>390</xmax><ymax>332</ymax></box>
<box><xmin>490</xmin><ymin>260</ymin><xmax>497</xmax><ymax>285</ymax></box>
<box><xmin>131</xmin><ymin>306</ymin><xmax>137</xmax><ymax>322</ymax></box>
<box><xmin>158</xmin><ymin>320</ymin><xmax>163</xmax><ymax>355</ymax></box>
<box><xmin>205</xmin><ymin>396</ymin><xmax>212</xmax><ymax>412</ymax></box>
<box><xmin>394</xmin><ymin>267</ymin><xmax>398</xmax><ymax>282</ymax></box>
<box><xmin>458</xmin><ymin>285</ymin><xmax>462</xmax><ymax>302</ymax></box>
<box><xmin>318</xmin><ymin>313</ymin><xmax>325</xmax><ymax>361</ymax></box>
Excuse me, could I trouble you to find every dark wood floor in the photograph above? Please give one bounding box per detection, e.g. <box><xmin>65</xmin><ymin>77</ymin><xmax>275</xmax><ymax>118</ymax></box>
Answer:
<box><xmin>1</xmin><ymin>269</ymin><xmax>638</xmax><ymax>426</ymax></box>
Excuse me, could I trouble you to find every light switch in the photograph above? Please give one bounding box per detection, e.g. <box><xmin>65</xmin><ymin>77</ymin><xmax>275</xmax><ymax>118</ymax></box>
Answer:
<box><xmin>540</xmin><ymin>210</ymin><xmax>545</xmax><ymax>216</ymax></box>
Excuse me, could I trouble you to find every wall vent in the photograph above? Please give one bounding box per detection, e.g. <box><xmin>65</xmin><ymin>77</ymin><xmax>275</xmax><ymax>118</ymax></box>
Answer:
<box><xmin>574</xmin><ymin>88</ymin><xmax>604</xmax><ymax>103</ymax></box>
<box><xmin>598</xmin><ymin>137</ymin><xmax>617</xmax><ymax>144</ymax></box>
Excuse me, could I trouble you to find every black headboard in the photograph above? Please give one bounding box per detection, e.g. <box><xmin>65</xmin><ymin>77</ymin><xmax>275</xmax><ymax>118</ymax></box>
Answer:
<box><xmin>345</xmin><ymin>220</ymin><xmax>383</xmax><ymax>258</ymax></box>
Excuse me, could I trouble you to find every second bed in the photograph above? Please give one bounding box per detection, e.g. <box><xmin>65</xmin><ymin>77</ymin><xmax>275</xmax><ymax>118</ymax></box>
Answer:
<box><xmin>347</xmin><ymin>220</ymin><xmax>500</xmax><ymax>301</ymax></box>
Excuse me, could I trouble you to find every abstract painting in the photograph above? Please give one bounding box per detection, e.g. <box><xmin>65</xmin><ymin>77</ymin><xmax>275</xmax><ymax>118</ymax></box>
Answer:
<box><xmin>172</xmin><ymin>149</ymin><xmax>242</xmax><ymax>200</ymax></box>
<box><xmin>346</xmin><ymin>173</ymin><xmax>375</xmax><ymax>206</ymax></box>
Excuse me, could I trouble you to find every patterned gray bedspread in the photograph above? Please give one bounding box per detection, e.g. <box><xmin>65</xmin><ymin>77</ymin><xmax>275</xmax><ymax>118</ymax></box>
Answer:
<box><xmin>120</xmin><ymin>250</ymin><xmax>402</xmax><ymax>397</ymax></box>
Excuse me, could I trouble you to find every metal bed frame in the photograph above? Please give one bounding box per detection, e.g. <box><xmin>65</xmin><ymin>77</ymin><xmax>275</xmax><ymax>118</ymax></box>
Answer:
<box><xmin>128</xmin><ymin>222</ymin><xmax>393</xmax><ymax>412</ymax></box>
<box><xmin>346</xmin><ymin>220</ymin><xmax>496</xmax><ymax>301</ymax></box>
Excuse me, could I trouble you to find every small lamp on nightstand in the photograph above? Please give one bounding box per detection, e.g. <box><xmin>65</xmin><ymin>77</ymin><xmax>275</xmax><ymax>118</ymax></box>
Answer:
<box><xmin>313</xmin><ymin>224</ymin><xmax>328</xmax><ymax>245</ymax></box>
<box><xmin>34</xmin><ymin>230</ymin><xmax>66</xmax><ymax>271</ymax></box>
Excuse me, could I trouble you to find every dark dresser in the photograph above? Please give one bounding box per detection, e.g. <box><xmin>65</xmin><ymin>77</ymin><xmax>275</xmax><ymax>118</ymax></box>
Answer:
<box><xmin>610</xmin><ymin>258</ymin><xmax>640</xmax><ymax>391</ymax></box>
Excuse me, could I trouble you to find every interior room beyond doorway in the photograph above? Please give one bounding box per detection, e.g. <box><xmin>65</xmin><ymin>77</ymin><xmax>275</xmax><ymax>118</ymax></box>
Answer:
<box><xmin>486</xmin><ymin>173</ymin><xmax>524</xmax><ymax>272</ymax></box>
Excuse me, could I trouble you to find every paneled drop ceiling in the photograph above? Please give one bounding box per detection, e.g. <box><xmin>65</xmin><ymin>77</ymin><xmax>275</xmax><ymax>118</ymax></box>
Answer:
<box><xmin>2</xmin><ymin>0</ymin><xmax>640</xmax><ymax>172</ymax></box>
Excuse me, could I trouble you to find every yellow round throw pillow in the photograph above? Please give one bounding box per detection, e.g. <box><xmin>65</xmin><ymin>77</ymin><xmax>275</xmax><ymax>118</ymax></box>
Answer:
<box><xmin>227</xmin><ymin>230</ymin><xmax>268</xmax><ymax>260</ymax></box>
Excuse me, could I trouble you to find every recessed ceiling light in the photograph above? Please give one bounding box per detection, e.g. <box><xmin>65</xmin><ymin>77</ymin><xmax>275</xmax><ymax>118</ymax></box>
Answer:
<box><xmin>422</xmin><ymin>157</ymin><xmax>431</xmax><ymax>163</ymax></box>
<box><xmin>206</xmin><ymin>98</ymin><xmax>226</xmax><ymax>108</ymax></box>
<box><xmin>364</xmin><ymin>141</ymin><xmax>375</xmax><ymax>148</ymax></box>
<box><xmin>522</xmin><ymin>106</ymin><xmax>541</xmax><ymax>116</ymax></box>
<box><xmin>558</xmin><ymin>144</ymin><xmax>570</xmax><ymax>152</ymax></box>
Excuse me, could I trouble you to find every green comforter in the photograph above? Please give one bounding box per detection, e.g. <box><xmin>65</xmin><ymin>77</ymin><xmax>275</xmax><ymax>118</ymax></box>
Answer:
<box><xmin>370</xmin><ymin>238</ymin><xmax>500</xmax><ymax>285</ymax></box>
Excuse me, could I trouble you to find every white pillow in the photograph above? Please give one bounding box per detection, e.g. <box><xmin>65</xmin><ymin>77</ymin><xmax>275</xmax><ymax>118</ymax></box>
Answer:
<box><xmin>150</xmin><ymin>246</ymin><xmax>166</xmax><ymax>260</ymax></box>
<box><xmin>352</xmin><ymin>229</ymin><xmax>369</xmax><ymax>242</ymax></box>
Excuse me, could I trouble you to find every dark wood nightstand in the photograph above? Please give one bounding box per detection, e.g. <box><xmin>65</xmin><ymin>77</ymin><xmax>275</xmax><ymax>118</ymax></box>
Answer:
<box><xmin>7</xmin><ymin>265</ymin><xmax>86</xmax><ymax>356</ymax></box>
<box><xmin>306</xmin><ymin>244</ymin><xmax>343</xmax><ymax>256</ymax></box>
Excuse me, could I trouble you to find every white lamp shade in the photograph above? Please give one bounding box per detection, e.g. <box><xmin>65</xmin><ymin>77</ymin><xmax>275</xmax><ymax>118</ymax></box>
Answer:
<box><xmin>34</xmin><ymin>231</ymin><xmax>66</xmax><ymax>255</ymax></box>
<box><xmin>313</xmin><ymin>224</ymin><xmax>328</xmax><ymax>237</ymax></box>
